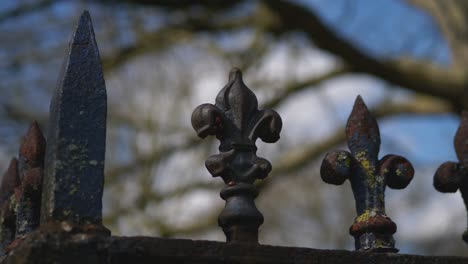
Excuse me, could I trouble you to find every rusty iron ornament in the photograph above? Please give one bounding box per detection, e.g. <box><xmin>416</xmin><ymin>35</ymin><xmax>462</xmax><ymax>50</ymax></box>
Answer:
<box><xmin>191</xmin><ymin>68</ymin><xmax>282</xmax><ymax>243</ymax></box>
<box><xmin>434</xmin><ymin>111</ymin><xmax>468</xmax><ymax>244</ymax></box>
<box><xmin>0</xmin><ymin>121</ymin><xmax>46</xmax><ymax>254</ymax></box>
<box><xmin>13</xmin><ymin>122</ymin><xmax>46</xmax><ymax>243</ymax></box>
<box><xmin>320</xmin><ymin>96</ymin><xmax>414</xmax><ymax>252</ymax></box>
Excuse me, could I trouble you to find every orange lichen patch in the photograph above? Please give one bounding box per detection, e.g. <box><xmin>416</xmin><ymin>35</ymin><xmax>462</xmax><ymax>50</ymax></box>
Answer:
<box><xmin>19</xmin><ymin>121</ymin><xmax>46</xmax><ymax>170</ymax></box>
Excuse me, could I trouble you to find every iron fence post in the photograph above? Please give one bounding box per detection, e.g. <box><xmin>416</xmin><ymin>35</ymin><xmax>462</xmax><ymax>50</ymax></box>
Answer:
<box><xmin>192</xmin><ymin>68</ymin><xmax>282</xmax><ymax>243</ymax></box>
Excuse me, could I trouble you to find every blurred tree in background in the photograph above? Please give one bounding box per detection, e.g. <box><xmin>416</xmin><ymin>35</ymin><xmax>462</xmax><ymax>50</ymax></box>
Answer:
<box><xmin>0</xmin><ymin>0</ymin><xmax>467</xmax><ymax>256</ymax></box>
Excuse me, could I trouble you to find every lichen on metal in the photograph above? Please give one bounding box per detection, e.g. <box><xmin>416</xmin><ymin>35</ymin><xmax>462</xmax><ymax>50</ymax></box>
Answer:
<box><xmin>433</xmin><ymin>111</ymin><xmax>468</xmax><ymax>244</ymax></box>
<box><xmin>13</xmin><ymin>122</ymin><xmax>46</xmax><ymax>243</ymax></box>
<box><xmin>0</xmin><ymin>121</ymin><xmax>47</xmax><ymax>254</ymax></box>
<box><xmin>40</xmin><ymin>11</ymin><xmax>108</xmax><ymax>230</ymax></box>
<box><xmin>0</xmin><ymin>159</ymin><xmax>20</xmax><ymax>255</ymax></box>
<box><xmin>191</xmin><ymin>68</ymin><xmax>282</xmax><ymax>243</ymax></box>
<box><xmin>320</xmin><ymin>95</ymin><xmax>414</xmax><ymax>252</ymax></box>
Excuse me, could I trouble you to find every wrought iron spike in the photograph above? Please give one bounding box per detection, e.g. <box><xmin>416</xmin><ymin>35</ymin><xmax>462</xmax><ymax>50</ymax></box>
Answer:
<box><xmin>14</xmin><ymin>122</ymin><xmax>45</xmax><ymax>241</ymax></box>
<box><xmin>41</xmin><ymin>11</ymin><xmax>108</xmax><ymax>229</ymax></box>
<box><xmin>18</xmin><ymin>121</ymin><xmax>46</xmax><ymax>178</ymax></box>
<box><xmin>191</xmin><ymin>68</ymin><xmax>282</xmax><ymax>243</ymax></box>
<box><xmin>0</xmin><ymin>159</ymin><xmax>20</xmax><ymax>255</ymax></box>
<box><xmin>320</xmin><ymin>95</ymin><xmax>414</xmax><ymax>252</ymax></box>
<box><xmin>434</xmin><ymin>111</ymin><xmax>468</xmax><ymax>243</ymax></box>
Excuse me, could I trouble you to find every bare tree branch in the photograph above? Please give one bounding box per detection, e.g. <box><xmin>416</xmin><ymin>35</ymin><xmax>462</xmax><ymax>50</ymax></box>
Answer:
<box><xmin>101</xmin><ymin>7</ymin><xmax>253</xmax><ymax>71</ymax></box>
<box><xmin>106</xmin><ymin>0</ymin><xmax>241</xmax><ymax>9</ymax></box>
<box><xmin>408</xmin><ymin>0</ymin><xmax>468</xmax><ymax>67</ymax></box>
<box><xmin>263</xmin><ymin>65</ymin><xmax>351</xmax><ymax>109</ymax></box>
<box><xmin>0</xmin><ymin>0</ymin><xmax>53</xmax><ymax>24</ymax></box>
<box><xmin>105</xmin><ymin>136</ymin><xmax>202</xmax><ymax>184</ymax></box>
<box><xmin>104</xmin><ymin>181</ymin><xmax>221</xmax><ymax>224</ymax></box>
<box><xmin>261</xmin><ymin>1</ymin><xmax>467</xmax><ymax>106</ymax></box>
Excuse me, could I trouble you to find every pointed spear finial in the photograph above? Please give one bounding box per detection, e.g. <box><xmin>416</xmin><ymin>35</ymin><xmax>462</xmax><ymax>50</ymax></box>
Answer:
<box><xmin>18</xmin><ymin>121</ymin><xmax>46</xmax><ymax>177</ymax></box>
<box><xmin>191</xmin><ymin>68</ymin><xmax>282</xmax><ymax>243</ymax></box>
<box><xmin>434</xmin><ymin>111</ymin><xmax>468</xmax><ymax>244</ymax></box>
<box><xmin>13</xmin><ymin>122</ymin><xmax>46</xmax><ymax>242</ymax></box>
<box><xmin>41</xmin><ymin>11</ymin><xmax>108</xmax><ymax>232</ymax></box>
<box><xmin>320</xmin><ymin>95</ymin><xmax>414</xmax><ymax>252</ymax></box>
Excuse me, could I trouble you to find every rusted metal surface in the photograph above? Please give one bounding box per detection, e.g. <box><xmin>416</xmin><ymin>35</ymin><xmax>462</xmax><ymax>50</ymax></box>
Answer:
<box><xmin>3</xmin><ymin>233</ymin><xmax>468</xmax><ymax>264</ymax></box>
<box><xmin>320</xmin><ymin>96</ymin><xmax>414</xmax><ymax>252</ymax></box>
<box><xmin>0</xmin><ymin>159</ymin><xmax>20</xmax><ymax>255</ymax></box>
<box><xmin>18</xmin><ymin>121</ymin><xmax>46</xmax><ymax>175</ymax></box>
<box><xmin>41</xmin><ymin>11</ymin><xmax>108</xmax><ymax>228</ymax></box>
<box><xmin>9</xmin><ymin>122</ymin><xmax>46</xmax><ymax>251</ymax></box>
<box><xmin>434</xmin><ymin>111</ymin><xmax>468</xmax><ymax>244</ymax></box>
<box><xmin>0</xmin><ymin>122</ymin><xmax>47</xmax><ymax>254</ymax></box>
<box><xmin>191</xmin><ymin>68</ymin><xmax>282</xmax><ymax>243</ymax></box>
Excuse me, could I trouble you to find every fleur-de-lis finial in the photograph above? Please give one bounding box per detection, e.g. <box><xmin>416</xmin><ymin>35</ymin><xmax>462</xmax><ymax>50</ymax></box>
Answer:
<box><xmin>320</xmin><ymin>95</ymin><xmax>414</xmax><ymax>252</ymax></box>
<box><xmin>434</xmin><ymin>111</ymin><xmax>468</xmax><ymax>244</ymax></box>
<box><xmin>191</xmin><ymin>68</ymin><xmax>282</xmax><ymax>243</ymax></box>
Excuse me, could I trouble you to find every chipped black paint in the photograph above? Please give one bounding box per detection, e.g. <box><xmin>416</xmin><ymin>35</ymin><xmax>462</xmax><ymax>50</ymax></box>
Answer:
<box><xmin>320</xmin><ymin>96</ymin><xmax>414</xmax><ymax>252</ymax></box>
<box><xmin>191</xmin><ymin>68</ymin><xmax>282</xmax><ymax>243</ymax></box>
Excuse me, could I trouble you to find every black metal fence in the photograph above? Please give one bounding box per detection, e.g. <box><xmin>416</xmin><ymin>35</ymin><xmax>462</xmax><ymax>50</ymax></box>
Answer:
<box><xmin>0</xmin><ymin>11</ymin><xmax>467</xmax><ymax>264</ymax></box>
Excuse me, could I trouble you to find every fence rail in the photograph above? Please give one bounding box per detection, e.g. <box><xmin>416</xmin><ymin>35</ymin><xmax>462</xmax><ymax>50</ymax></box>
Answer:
<box><xmin>0</xmin><ymin>11</ymin><xmax>467</xmax><ymax>264</ymax></box>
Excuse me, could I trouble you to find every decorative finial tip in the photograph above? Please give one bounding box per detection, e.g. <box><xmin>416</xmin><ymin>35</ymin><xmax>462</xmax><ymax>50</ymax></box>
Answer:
<box><xmin>72</xmin><ymin>10</ymin><xmax>95</xmax><ymax>46</ymax></box>
<box><xmin>80</xmin><ymin>10</ymin><xmax>91</xmax><ymax>21</ymax></box>
<box><xmin>19</xmin><ymin>121</ymin><xmax>46</xmax><ymax>163</ymax></box>
<box><xmin>353</xmin><ymin>95</ymin><xmax>367</xmax><ymax>109</ymax></box>
<box><xmin>28</xmin><ymin>121</ymin><xmax>42</xmax><ymax>136</ymax></box>
<box><xmin>346</xmin><ymin>94</ymin><xmax>379</xmax><ymax>152</ymax></box>
<box><xmin>229</xmin><ymin>67</ymin><xmax>243</xmax><ymax>82</ymax></box>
